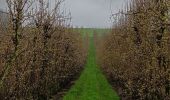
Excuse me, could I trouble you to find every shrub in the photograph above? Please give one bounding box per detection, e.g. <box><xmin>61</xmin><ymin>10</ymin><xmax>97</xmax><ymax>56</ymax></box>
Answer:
<box><xmin>0</xmin><ymin>0</ymin><xmax>88</xmax><ymax>99</ymax></box>
<box><xmin>96</xmin><ymin>0</ymin><xmax>170</xmax><ymax>99</ymax></box>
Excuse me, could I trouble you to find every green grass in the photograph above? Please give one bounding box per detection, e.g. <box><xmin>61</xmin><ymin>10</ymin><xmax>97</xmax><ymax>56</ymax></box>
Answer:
<box><xmin>63</xmin><ymin>36</ymin><xmax>119</xmax><ymax>100</ymax></box>
<box><xmin>74</xmin><ymin>28</ymin><xmax>111</xmax><ymax>37</ymax></box>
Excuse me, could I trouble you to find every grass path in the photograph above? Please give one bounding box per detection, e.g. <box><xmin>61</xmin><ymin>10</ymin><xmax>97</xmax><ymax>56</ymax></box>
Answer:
<box><xmin>63</xmin><ymin>38</ymin><xmax>119</xmax><ymax>100</ymax></box>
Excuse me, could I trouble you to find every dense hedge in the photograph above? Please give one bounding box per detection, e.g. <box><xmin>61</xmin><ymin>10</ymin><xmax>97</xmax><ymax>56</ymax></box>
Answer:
<box><xmin>96</xmin><ymin>0</ymin><xmax>170</xmax><ymax>99</ymax></box>
<box><xmin>0</xmin><ymin>0</ymin><xmax>88</xmax><ymax>99</ymax></box>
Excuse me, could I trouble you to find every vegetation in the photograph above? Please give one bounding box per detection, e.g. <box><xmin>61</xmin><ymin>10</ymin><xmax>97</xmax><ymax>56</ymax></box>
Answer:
<box><xmin>0</xmin><ymin>0</ymin><xmax>88</xmax><ymax>99</ymax></box>
<box><xmin>96</xmin><ymin>0</ymin><xmax>170</xmax><ymax>99</ymax></box>
<box><xmin>64</xmin><ymin>36</ymin><xmax>119</xmax><ymax>100</ymax></box>
<box><xmin>1</xmin><ymin>0</ymin><xmax>169</xmax><ymax>99</ymax></box>
<box><xmin>74</xmin><ymin>28</ymin><xmax>111</xmax><ymax>37</ymax></box>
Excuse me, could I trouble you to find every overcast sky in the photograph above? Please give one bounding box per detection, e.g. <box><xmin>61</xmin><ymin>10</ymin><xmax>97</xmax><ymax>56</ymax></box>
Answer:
<box><xmin>64</xmin><ymin>0</ymin><xmax>126</xmax><ymax>28</ymax></box>
<box><xmin>0</xmin><ymin>0</ymin><xmax>126</xmax><ymax>28</ymax></box>
<box><xmin>0</xmin><ymin>0</ymin><xmax>6</xmax><ymax>11</ymax></box>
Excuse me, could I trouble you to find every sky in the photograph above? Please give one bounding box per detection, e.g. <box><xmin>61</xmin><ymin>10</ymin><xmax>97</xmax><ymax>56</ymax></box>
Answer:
<box><xmin>64</xmin><ymin>0</ymin><xmax>126</xmax><ymax>28</ymax></box>
<box><xmin>0</xmin><ymin>0</ymin><xmax>126</xmax><ymax>28</ymax></box>
<box><xmin>0</xmin><ymin>0</ymin><xmax>6</xmax><ymax>11</ymax></box>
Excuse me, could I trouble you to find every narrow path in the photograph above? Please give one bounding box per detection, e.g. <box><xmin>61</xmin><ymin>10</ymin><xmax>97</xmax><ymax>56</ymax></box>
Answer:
<box><xmin>63</xmin><ymin>38</ymin><xmax>119</xmax><ymax>100</ymax></box>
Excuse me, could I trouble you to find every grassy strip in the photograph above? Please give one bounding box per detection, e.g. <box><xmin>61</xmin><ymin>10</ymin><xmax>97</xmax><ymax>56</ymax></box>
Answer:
<box><xmin>74</xmin><ymin>28</ymin><xmax>111</xmax><ymax>37</ymax></box>
<box><xmin>63</xmin><ymin>37</ymin><xmax>119</xmax><ymax>100</ymax></box>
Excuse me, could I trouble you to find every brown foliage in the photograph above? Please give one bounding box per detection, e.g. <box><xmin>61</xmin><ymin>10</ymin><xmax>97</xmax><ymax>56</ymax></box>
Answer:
<box><xmin>0</xmin><ymin>0</ymin><xmax>88</xmax><ymax>99</ymax></box>
<box><xmin>96</xmin><ymin>0</ymin><xmax>170</xmax><ymax>99</ymax></box>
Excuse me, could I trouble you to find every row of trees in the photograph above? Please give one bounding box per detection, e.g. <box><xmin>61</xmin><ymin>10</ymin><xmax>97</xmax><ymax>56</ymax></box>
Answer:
<box><xmin>0</xmin><ymin>0</ymin><xmax>88</xmax><ymax>99</ymax></box>
<box><xmin>96</xmin><ymin>0</ymin><xmax>170</xmax><ymax>99</ymax></box>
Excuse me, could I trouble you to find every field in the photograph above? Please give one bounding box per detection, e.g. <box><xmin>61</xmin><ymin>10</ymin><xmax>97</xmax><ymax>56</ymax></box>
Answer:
<box><xmin>63</xmin><ymin>29</ymin><xmax>119</xmax><ymax>100</ymax></box>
